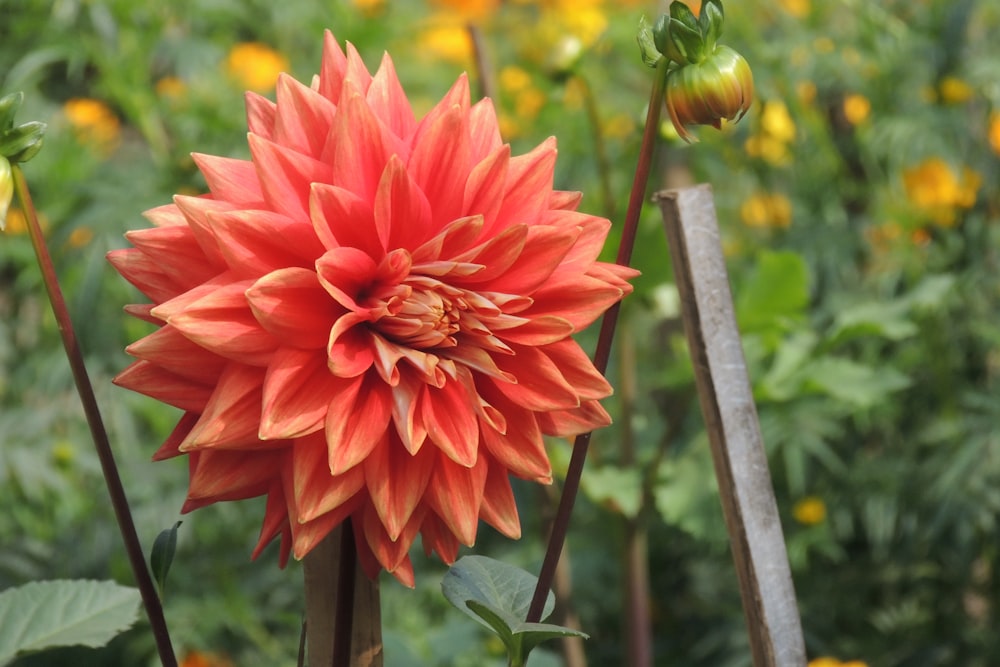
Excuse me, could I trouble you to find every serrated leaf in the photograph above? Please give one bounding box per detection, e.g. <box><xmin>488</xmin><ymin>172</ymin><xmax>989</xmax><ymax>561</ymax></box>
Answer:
<box><xmin>150</xmin><ymin>521</ymin><xmax>181</xmax><ymax>597</ymax></box>
<box><xmin>0</xmin><ymin>579</ymin><xmax>141</xmax><ymax>665</ymax></box>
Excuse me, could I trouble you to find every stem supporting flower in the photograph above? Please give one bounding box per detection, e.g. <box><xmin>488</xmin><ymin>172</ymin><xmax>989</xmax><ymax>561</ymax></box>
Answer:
<box><xmin>527</xmin><ymin>55</ymin><xmax>670</xmax><ymax>623</ymax></box>
<box><xmin>11</xmin><ymin>163</ymin><xmax>177</xmax><ymax>667</ymax></box>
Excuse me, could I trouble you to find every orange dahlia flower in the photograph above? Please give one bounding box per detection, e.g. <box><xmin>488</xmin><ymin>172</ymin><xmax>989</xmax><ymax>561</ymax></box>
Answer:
<box><xmin>110</xmin><ymin>32</ymin><xmax>636</xmax><ymax>586</ymax></box>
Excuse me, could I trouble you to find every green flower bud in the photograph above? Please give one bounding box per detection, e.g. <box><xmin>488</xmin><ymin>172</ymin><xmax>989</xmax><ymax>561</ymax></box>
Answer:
<box><xmin>664</xmin><ymin>44</ymin><xmax>754</xmax><ymax>143</ymax></box>
<box><xmin>0</xmin><ymin>154</ymin><xmax>12</xmax><ymax>231</ymax></box>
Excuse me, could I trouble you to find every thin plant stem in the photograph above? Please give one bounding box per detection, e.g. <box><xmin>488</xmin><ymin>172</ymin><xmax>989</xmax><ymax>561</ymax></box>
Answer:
<box><xmin>11</xmin><ymin>165</ymin><xmax>177</xmax><ymax>667</ymax></box>
<box><xmin>467</xmin><ymin>23</ymin><xmax>497</xmax><ymax>102</ymax></box>
<box><xmin>527</xmin><ymin>59</ymin><xmax>668</xmax><ymax>623</ymax></box>
<box><xmin>331</xmin><ymin>519</ymin><xmax>358</xmax><ymax>667</ymax></box>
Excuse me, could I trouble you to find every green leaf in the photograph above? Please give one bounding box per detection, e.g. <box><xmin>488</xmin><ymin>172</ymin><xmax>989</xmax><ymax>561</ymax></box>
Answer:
<box><xmin>150</xmin><ymin>521</ymin><xmax>182</xmax><ymax>597</ymax></box>
<box><xmin>0</xmin><ymin>92</ymin><xmax>23</xmax><ymax>131</ymax></box>
<box><xmin>0</xmin><ymin>580</ymin><xmax>141</xmax><ymax>665</ymax></box>
<box><xmin>442</xmin><ymin>556</ymin><xmax>587</xmax><ymax>667</ymax></box>
<box><xmin>668</xmin><ymin>18</ymin><xmax>705</xmax><ymax>63</ymax></box>
<box><xmin>581</xmin><ymin>465</ymin><xmax>643</xmax><ymax>517</ymax></box>
<box><xmin>736</xmin><ymin>250</ymin><xmax>810</xmax><ymax>333</ymax></box>
<box><xmin>700</xmin><ymin>0</ymin><xmax>725</xmax><ymax>49</ymax></box>
<box><xmin>637</xmin><ymin>15</ymin><xmax>664</xmax><ymax>68</ymax></box>
<box><xmin>0</xmin><ymin>122</ymin><xmax>46</xmax><ymax>163</ymax></box>
<box><xmin>827</xmin><ymin>301</ymin><xmax>918</xmax><ymax>346</ymax></box>
<box><xmin>802</xmin><ymin>358</ymin><xmax>910</xmax><ymax>408</ymax></box>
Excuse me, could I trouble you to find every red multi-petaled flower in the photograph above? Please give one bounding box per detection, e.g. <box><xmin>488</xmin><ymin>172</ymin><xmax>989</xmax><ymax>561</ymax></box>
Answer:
<box><xmin>109</xmin><ymin>32</ymin><xmax>636</xmax><ymax>585</ymax></box>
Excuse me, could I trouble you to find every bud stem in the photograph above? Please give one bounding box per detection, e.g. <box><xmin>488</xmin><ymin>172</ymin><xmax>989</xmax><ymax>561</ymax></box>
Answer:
<box><xmin>527</xmin><ymin>58</ymin><xmax>668</xmax><ymax>623</ymax></box>
<box><xmin>11</xmin><ymin>165</ymin><xmax>177</xmax><ymax>667</ymax></box>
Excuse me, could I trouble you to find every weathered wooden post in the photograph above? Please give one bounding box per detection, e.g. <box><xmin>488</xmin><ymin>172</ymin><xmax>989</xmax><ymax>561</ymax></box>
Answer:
<box><xmin>655</xmin><ymin>184</ymin><xmax>806</xmax><ymax>666</ymax></box>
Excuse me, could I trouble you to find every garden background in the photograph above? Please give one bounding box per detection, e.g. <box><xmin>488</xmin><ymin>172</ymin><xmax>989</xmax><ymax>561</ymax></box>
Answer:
<box><xmin>2</xmin><ymin>0</ymin><xmax>1000</xmax><ymax>665</ymax></box>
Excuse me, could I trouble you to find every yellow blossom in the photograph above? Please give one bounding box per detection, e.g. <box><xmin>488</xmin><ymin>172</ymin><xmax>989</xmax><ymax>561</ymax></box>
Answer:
<box><xmin>350</xmin><ymin>0</ymin><xmax>386</xmax><ymax>15</ymax></box>
<box><xmin>740</xmin><ymin>192</ymin><xmax>793</xmax><ymax>229</ymax></box>
<box><xmin>843</xmin><ymin>94</ymin><xmax>870</xmax><ymax>125</ymax></box>
<box><xmin>224</xmin><ymin>42</ymin><xmax>289</xmax><ymax>92</ymax></box>
<box><xmin>429</xmin><ymin>0</ymin><xmax>500</xmax><ymax>21</ymax></box>
<box><xmin>419</xmin><ymin>20</ymin><xmax>474</xmax><ymax>65</ymax></box>
<box><xmin>603</xmin><ymin>113</ymin><xmax>635</xmax><ymax>140</ymax></box>
<box><xmin>903</xmin><ymin>158</ymin><xmax>980</xmax><ymax>227</ymax></box>
<box><xmin>63</xmin><ymin>98</ymin><xmax>120</xmax><ymax>152</ymax></box>
<box><xmin>807</xmin><ymin>659</ymin><xmax>842</xmax><ymax>667</ymax></box>
<box><xmin>779</xmin><ymin>0</ymin><xmax>810</xmax><ymax>17</ymax></box>
<box><xmin>793</xmin><ymin>496</ymin><xmax>826</xmax><ymax>525</ymax></box>
<box><xmin>2</xmin><ymin>207</ymin><xmax>50</xmax><ymax>235</ymax></box>
<box><xmin>760</xmin><ymin>101</ymin><xmax>795</xmax><ymax>143</ymax></box>
<box><xmin>155</xmin><ymin>76</ymin><xmax>187</xmax><ymax>101</ymax></box>
<box><xmin>744</xmin><ymin>134</ymin><xmax>791</xmax><ymax>166</ymax></box>
<box><xmin>938</xmin><ymin>76</ymin><xmax>974</xmax><ymax>104</ymax></box>
<box><xmin>797</xmin><ymin>81</ymin><xmax>817</xmax><ymax>105</ymax></box>
<box><xmin>67</xmin><ymin>227</ymin><xmax>94</xmax><ymax>248</ymax></box>
<box><xmin>988</xmin><ymin>112</ymin><xmax>1000</xmax><ymax>156</ymax></box>
<box><xmin>813</xmin><ymin>37</ymin><xmax>835</xmax><ymax>53</ymax></box>
<box><xmin>499</xmin><ymin>66</ymin><xmax>533</xmax><ymax>93</ymax></box>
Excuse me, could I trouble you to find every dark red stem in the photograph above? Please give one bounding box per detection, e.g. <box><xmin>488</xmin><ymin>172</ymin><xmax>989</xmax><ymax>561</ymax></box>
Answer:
<box><xmin>12</xmin><ymin>165</ymin><xmax>177</xmax><ymax>667</ymax></box>
<box><xmin>527</xmin><ymin>60</ymin><xmax>667</xmax><ymax>623</ymax></box>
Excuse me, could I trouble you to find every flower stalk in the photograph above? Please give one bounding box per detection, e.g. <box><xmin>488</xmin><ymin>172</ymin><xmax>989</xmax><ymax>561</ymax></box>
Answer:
<box><xmin>527</xmin><ymin>56</ymin><xmax>669</xmax><ymax>623</ymax></box>
<box><xmin>11</xmin><ymin>164</ymin><xmax>177</xmax><ymax>667</ymax></box>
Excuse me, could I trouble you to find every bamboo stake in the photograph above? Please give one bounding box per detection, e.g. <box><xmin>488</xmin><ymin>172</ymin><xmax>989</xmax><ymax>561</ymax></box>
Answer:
<box><xmin>655</xmin><ymin>185</ymin><xmax>806</xmax><ymax>667</ymax></box>
<box><xmin>303</xmin><ymin>525</ymin><xmax>383</xmax><ymax>666</ymax></box>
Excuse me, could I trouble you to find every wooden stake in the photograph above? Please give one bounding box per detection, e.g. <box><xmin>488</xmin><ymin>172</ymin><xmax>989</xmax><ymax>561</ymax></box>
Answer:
<box><xmin>303</xmin><ymin>525</ymin><xmax>383</xmax><ymax>666</ymax></box>
<box><xmin>655</xmin><ymin>185</ymin><xmax>806</xmax><ymax>667</ymax></box>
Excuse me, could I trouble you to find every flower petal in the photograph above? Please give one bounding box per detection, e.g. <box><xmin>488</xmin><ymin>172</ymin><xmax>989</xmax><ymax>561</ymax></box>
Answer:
<box><xmin>248</xmin><ymin>133</ymin><xmax>331</xmax><ymax>221</ymax></box>
<box><xmin>260</xmin><ymin>347</ymin><xmax>354</xmax><ymax>440</ymax></box>
<box><xmin>479</xmin><ymin>458</ymin><xmax>522</xmax><ymax>539</ymax></box>
<box><xmin>425</xmin><ymin>452</ymin><xmax>487</xmax><ymax>545</ymax></box>
<box><xmin>192</xmin><ymin>153</ymin><xmax>265</xmax><ymax>206</ymax></box>
<box><xmin>366</xmin><ymin>53</ymin><xmax>416</xmax><ymax>140</ymax></box>
<box><xmin>181</xmin><ymin>364</ymin><xmax>269</xmax><ymax>450</ymax></box>
<box><xmin>246</xmin><ymin>267</ymin><xmax>338</xmax><ymax>350</ymax></box>
<box><xmin>291</xmin><ymin>432</ymin><xmax>366</xmax><ymax>522</ymax></box>
<box><xmin>273</xmin><ymin>73</ymin><xmax>337</xmax><ymax>157</ymax></box>
<box><xmin>373</xmin><ymin>155</ymin><xmax>433</xmax><ymax>251</ymax></box>
<box><xmin>169</xmin><ymin>279</ymin><xmax>280</xmax><ymax>366</ymax></box>
<box><xmin>325</xmin><ymin>373</ymin><xmax>392</xmax><ymax>475</ymax></box>
<box><xmin>309</xmin><ymin>182</ymin><xmax>383</xmax><ymax>257</ymax></box>
<box><xmin>364</xmin><ymin>434</ymin><xmax>434</xmax><ymax>541</ymax></box>
<box><xmin>420</xmin><ymin>374</ymin><xmax>480</xmax><ymax>467</ymax></box>
<box><xmin>113</xmin><ymin>360</ymin><xmax>213</xmax><ymax>413</ymax></box>
<box><xmin>537</xmin><ymin>399</ymin><xmax>612</xmax><ymax>437</ymax></box>
<box><xmin>125</xmin><ymin>324</ymin><xmax>228</xmax><ymax>384</ymax></box>
<box><xmin>207</xmin><ymin>208</ymin><xmax>325</xmax><ymax>278</ymax></box>
<box><xmin>492</xmin><ymin>343</ymin><xmax>581</xmax><ymax>412</ymax></box>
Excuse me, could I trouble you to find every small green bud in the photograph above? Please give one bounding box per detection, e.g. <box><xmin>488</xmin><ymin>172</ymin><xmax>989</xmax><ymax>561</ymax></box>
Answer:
<box><xmin>664</xmin><ymin>44</ymin><xmax>754</xmax><ymax>143</ymax></box>
<box><xmin>0</xmin><ymin>155</ymin><xmax>12</xmax><ymax>231</ymax></box>
<box><xmin>0</xmin><ymin>121</ymin><xmax>46</xmax><ymax>163</ymax></box>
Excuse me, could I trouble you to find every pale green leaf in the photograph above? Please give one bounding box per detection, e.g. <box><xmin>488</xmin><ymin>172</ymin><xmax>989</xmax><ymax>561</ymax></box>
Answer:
<box><xmin>0</xmin><ymin>579</ymin><xmax>141</xmax><ymax>665</ymax></box>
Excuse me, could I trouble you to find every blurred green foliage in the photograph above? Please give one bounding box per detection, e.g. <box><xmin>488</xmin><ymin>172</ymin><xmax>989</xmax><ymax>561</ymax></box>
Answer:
<box><xmin>2</xmin><ymin>0</ymin><xmax>1000</xmax><ymax>665</ymax></box>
